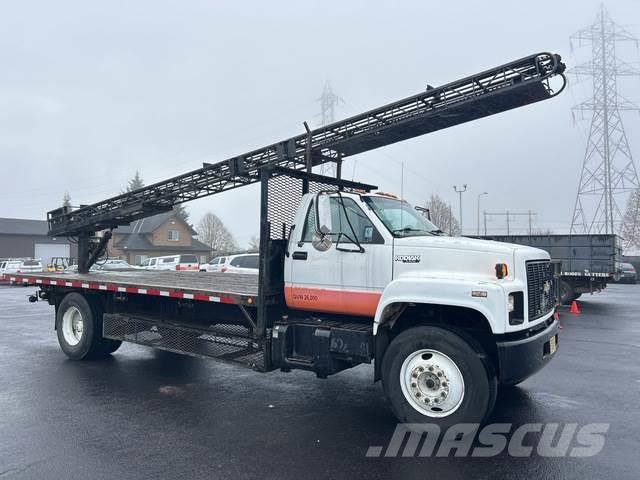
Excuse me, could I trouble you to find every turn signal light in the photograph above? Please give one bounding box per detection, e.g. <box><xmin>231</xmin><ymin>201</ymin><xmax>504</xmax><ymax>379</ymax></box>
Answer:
<box><xmin>495</xmin><ymin>263</ymin><xmax>508</xmax><ymax>279</ymax></box>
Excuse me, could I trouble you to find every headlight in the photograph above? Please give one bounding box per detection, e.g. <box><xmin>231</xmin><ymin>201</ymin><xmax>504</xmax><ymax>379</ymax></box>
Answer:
<box><xmin>507</xmin><ymin>294</ymin><xmax>515</xmax><ymax>312</ymax></box>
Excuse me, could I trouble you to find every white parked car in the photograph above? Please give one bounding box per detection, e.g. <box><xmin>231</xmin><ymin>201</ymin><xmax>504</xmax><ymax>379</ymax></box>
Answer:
<box><xmin>142</xmin><ymin>254</ymin><xmax>200</xmax><ymax>271</ymax></box>
<box><xmin>200</xmin><ymin>255</ymin><xmax>229</xmax><ymax>272</ymax></box>
<box><xmin>94</xmin><ymin>259</ymin><xmax>136</xmax><ymax>270</ymax></box>
<box><xmin>2</xmin><ymin>259</ymin><xmax>43</xmax><ymax>275</ymax></box>
<box><xmin>221</xmin><ymin>253</ymin><xmax>259</xmax><ymax>274</ymax></box>
<box><xmin>64</xmin><ymin>259</ymin><xmax>135</xmax><ymax>273</ymax></box>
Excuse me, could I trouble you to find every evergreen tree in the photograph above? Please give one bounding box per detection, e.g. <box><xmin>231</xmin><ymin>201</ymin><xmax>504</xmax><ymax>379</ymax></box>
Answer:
<box><xmin>126</xmin><ymin>170</ymin><xmax>144</xmax><ymax>192</ymax></box>
<box><xmin>173</xmin><ymin>204</ymin><xmax>190</xmax><ymax>223</ymax></box>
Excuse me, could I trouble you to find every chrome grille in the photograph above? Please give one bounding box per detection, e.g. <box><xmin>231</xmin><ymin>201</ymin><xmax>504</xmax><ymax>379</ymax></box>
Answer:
<box><xmin>526</xmin><ymin>260</ymin><xmax>555</xmax><ymax>321</ymax></box>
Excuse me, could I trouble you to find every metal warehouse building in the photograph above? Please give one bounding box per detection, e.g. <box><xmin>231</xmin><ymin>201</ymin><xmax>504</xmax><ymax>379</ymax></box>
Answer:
<box><xmin>0</xmin><ymin>218</ymin><xmax>77</xmax><ymax>266</ymax></box>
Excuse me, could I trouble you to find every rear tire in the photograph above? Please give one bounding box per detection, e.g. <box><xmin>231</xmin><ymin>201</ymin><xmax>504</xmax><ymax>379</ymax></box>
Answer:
<box><xmin>381</xmin><ymin>326</ymin><xmax>497</xmax><ymax>429</ymax></box>
<box><xmin>559</xmin><ymin>280</ymin><xmax>575</xmax><ymax>305</ymax></box>
<box><xmin>56</xmin><ymin>293</ymin><xmax>118</xmax><ymax>359</ymax></box>
<box><xmin>100</xmin><ymin>338</ymin><xmax>122</xmax><ymax>354</ymax></box>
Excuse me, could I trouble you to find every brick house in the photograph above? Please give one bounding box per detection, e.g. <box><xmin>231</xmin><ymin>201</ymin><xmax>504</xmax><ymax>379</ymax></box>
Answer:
<box><xmin>109</xmin><ymin>211</ymin><xmax>211</xmax><ymax>266</ymax></box>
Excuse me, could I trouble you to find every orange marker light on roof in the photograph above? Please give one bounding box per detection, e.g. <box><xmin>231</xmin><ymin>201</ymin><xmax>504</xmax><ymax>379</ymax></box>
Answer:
<box><xmin>495</xmin><ymin>263</ymin><xmax>508</xmax><ymax>279</ymax></box>
<box><xmin>374</xmin><ymin>192</ymin><xmax>399</xmax><ymax>199</ymax></box>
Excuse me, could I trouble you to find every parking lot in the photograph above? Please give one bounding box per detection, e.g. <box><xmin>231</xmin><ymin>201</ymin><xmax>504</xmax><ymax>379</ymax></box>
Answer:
<box><xmin>0</xmin><ymin>283</ymin><xmax>638</xmax><ymax>480</ymax></box>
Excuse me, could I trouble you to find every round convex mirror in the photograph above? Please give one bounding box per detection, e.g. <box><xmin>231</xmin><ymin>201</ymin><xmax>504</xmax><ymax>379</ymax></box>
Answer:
<box><xmin>312</xmin><ymin>232</ymin><xmax>332</xmax><ymax>252</ymax></box>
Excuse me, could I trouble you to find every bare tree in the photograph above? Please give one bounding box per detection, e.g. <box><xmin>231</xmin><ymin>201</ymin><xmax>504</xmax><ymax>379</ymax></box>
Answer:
<box><xmin>622</xmin><ymin>188</ymin><xmax>640</xmax><ymax>251</ymax></box>
<box><xmin>197</xmin><ymin>212</ymin><xmax>237</xmax><ymax>254</ymax></box>
<box><xmin>421</xmin><ymin>194</ymin><xmax>461</xmax><ymax>236</ymax></box>
<box><xmin>248</xmin><ymin>235</ymin><xmax>260</xmax><ymax>252</ymax></box>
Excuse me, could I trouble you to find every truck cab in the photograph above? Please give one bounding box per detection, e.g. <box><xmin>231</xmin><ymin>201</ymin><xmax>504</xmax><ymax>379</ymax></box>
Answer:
<box><xmin>282</xmin><ymin>191</ymin><xmax>558</xmax><ymax>424</ymax></box>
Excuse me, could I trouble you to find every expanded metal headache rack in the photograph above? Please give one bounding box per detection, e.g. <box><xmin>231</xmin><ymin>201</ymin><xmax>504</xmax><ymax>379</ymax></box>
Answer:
<box><xmin>46</xmin><ymin>52</ymin><xmax>566</xmax><ymax>272</ymax></box>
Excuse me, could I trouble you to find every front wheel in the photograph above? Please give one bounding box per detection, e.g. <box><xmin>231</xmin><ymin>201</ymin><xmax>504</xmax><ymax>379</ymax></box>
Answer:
<box><xmin>381</xmin><ymin>326</ymin><xmax>497</xmax><ymax>429</ymax></box>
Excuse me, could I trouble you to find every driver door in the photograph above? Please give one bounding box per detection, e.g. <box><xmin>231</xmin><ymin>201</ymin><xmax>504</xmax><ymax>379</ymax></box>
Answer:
<box><xmin>286</xmin><ymin>195</ymin><xmax>391</xmax><ymax>316</ymax></box>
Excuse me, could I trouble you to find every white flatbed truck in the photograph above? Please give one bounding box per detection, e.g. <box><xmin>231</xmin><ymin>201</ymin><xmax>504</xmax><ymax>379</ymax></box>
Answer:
<box><xmin>14</xmin><ymin>53</ymin><xmax>566</xmax><ymax>427</ymax></box>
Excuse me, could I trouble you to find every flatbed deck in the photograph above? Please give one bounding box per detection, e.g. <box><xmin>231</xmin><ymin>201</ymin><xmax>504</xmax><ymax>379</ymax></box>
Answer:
<box><xmin>7</xmin><ymin>270</ymin><xmax>260</xmax><ymax>306</ymax></box>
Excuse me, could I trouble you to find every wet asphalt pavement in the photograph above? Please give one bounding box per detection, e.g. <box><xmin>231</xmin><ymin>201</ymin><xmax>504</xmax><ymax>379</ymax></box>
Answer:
<box><xmin>0</xmin><ymin>283</ymin><xmax>639</xmax><ymax>480</ymax></box>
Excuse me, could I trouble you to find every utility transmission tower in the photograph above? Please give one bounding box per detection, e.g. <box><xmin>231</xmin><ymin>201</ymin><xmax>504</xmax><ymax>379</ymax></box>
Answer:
<box><xmin>318</xmin><ymin>81</ymin><xmax>344</xmax><ymax>177</ymax></box>
<box><xmin>570</xmin><ymin>5</ymin><xmax>640</xmax><ymax>239</ymax></box>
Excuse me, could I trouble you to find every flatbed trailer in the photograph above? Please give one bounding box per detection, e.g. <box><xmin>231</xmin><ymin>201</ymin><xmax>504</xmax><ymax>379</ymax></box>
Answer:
<box><xmin>10</xmin><ymin>271</ymin><xmax>259</xmax><ymax>305</ymax></box>
<box><xmin>11</xmin><ymin>269</ymin><xmax>274</xmax><ymax>371</ymax></box>
<box><xmin>478</xmin><ymin>234</ymin><xmax>622</xmax><ymax>304</ymax></box>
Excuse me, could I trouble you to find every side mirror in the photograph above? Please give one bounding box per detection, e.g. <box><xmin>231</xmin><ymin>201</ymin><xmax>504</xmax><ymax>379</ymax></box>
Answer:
<box><xmin>316</xmin><ymin>193</ymin><xmax>333</xmax><ymax>235</ymax></box>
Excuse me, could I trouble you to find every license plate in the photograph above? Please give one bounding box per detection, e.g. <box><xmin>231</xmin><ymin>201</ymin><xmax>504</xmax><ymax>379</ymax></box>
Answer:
<box><xmin>549</xmin><ymin>335</ymin><xmax>557</xmax><ymax>355</ymax></box>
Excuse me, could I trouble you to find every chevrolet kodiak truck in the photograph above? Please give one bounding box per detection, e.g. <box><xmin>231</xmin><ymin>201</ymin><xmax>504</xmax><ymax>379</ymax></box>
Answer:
<box><xmin>12</xmin><ymin>52</ymin><xmax>566</xmax><ymax>428</ymax></box>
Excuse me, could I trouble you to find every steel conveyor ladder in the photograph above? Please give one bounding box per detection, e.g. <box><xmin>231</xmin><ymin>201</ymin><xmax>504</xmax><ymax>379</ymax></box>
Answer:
<box><xmin>48</xmin><ymin>52</ymin><xmax>566</xmax><ymax>239</ymax></box>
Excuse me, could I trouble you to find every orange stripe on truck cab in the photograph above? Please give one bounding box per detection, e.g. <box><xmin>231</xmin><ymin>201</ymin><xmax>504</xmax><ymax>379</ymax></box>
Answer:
<box><xmin>285</xmin><ymin>285</ymin><xmax>381</xmax><ymax>317</ymax></box>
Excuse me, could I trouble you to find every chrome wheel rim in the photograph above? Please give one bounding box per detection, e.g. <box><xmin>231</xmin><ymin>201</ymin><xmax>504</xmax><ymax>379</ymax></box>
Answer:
<box><xmin>61</xmin><ymin>306</ymin><xmax>84</xmax><ymax>346</ymax></box>
<box><xmin>399</xmin><ymin>349</ymin><xmax>465</xmax><ymax>417</ymax></box>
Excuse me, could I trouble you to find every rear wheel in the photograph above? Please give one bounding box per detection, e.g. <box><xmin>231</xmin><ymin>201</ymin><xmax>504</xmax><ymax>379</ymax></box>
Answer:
<box><xmin>101</xmin><ymin>338</ymin><xmax>122</xmax><ymax>354</ymax></box>
<box><xmin>559</xmin><ymin>280</ymin><xmax>575</xmax><ymax>305</ymax></box>
<box><xmin>56</xmin><ymin>292</ymin><xmax>119</xmax><ymax>359</ymax></box>
<box><xmin>381</xmin><ymin>326</ymin><xmax>497</xmax><ymax>429</ymax></box>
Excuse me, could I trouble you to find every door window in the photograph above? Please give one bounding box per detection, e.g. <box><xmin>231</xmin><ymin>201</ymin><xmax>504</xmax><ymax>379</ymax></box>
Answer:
<box><xmin>243</xmin><ymin>255</ymin><xmax>259</xmax><ymax>269</ymax></box>
<box><xmin>302</xmin><ymin>197</ymin><xmax>381</xmax><ymax>244</ymax></box>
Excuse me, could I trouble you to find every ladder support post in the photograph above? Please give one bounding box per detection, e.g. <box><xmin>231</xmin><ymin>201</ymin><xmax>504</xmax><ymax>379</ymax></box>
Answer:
<box><xmin>77</xmin><ymin>233</ymin><xmax>90</xmax><ymax>274</ymax></box>
<box><xmin>303</xmin><ymin>121</ymin><xmax>312</xmax><ymax>174</ymax></box>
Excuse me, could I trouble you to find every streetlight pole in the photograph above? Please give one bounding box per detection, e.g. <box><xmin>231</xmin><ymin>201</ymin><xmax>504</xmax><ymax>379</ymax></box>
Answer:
<box><xmin>453</xmin><ymin>184</ymin><xmax>467</xmax><ymax>235</ymax></box>
<box><xmin>477</xmin><ymin>192</ymin><xmax>488</xmax><ymax>236</ymax></box>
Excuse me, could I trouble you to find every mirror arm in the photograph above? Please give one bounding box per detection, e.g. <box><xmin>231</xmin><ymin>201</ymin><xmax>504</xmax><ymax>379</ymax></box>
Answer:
<box><xmin>335</xmin><ymin>192</ymin><xmax>365</xmax><ymax>253</ymax></box>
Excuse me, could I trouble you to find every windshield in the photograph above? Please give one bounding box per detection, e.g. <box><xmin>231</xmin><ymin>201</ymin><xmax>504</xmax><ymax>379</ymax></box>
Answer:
<box><xmin>364</xmin><ymin>196</ymin><xmax>441</xmax><ymax>237</ymax></box>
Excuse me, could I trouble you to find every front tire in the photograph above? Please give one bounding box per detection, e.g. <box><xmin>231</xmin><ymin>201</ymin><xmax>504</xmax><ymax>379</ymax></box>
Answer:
<box><xmin>381</xmin><ymin>326</ymin><xmax>497</xmax><ymax>429</ymax></box>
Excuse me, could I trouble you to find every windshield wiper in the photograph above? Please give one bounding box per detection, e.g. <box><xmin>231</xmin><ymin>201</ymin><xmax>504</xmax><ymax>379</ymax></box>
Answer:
<box><xmin>430</xmin><ymin>229</ymin><xmax>445</xmax><ymax>235</ymax></box>
<box><xmin>391</xmin><ymin>227</ymin><xmax>429</xmax><ymax>235</ymax></box>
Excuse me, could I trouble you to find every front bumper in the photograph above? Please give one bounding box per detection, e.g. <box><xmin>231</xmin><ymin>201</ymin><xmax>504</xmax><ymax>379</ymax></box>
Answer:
<box><xmin>496</xmin><ymin>318</ymin><xmax>559</xmax><ymax>385</ymax></box>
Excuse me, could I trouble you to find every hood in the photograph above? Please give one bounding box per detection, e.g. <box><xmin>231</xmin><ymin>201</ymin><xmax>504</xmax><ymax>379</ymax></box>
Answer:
<box><xmin>396</xmin><ymin>235</ymin><xmax>526</xmax><ymax>255</ymax></box>
<box><xmin>392</xmin><ymin>235</ymin><xmax>548</xmax><ymax>282</ymax></box>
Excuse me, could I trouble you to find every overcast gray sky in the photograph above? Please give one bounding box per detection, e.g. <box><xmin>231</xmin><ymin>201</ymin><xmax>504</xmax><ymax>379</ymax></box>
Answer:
<box><xmin>1</xmin><ymin>0</ymin><xmax>639</xmax><ymax>245</ymax></box>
